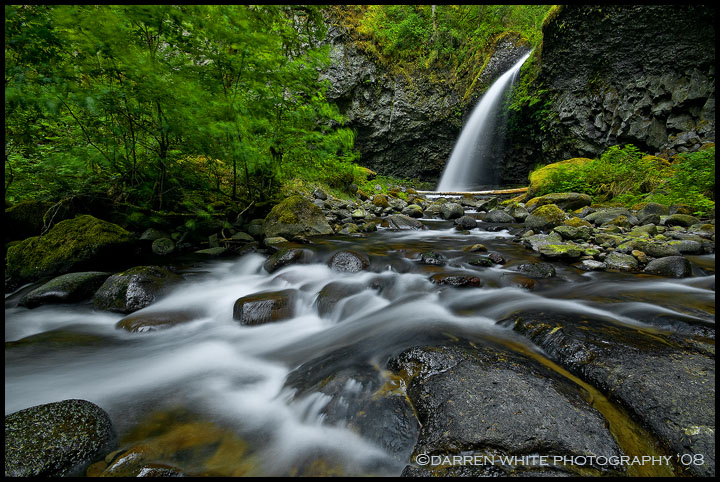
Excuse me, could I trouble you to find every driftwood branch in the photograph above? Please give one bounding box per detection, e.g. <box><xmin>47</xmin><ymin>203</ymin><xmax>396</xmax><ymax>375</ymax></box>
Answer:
<box><xmin>416</xmin><ymin>187</ymin><xmax>528</xmax><ymax>195</ymax></box>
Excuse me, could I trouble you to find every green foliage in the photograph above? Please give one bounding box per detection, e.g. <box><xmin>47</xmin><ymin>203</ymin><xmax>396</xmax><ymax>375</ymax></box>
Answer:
<box><xmin>531</xmin><ymin>145</ymin><xmax>715</xmax><ymax>215</ymax></box>
<box><xmin>5</xmin><ymin>5</ymin><xmax>358</xmax><ymax>213</ymax></box>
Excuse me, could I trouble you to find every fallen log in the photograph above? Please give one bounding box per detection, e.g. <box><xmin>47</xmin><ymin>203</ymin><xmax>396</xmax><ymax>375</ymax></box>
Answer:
<box><xmin>416</xmin><ymin>187</ymin><xmax>528</xmax><ymax>196</ymax></box>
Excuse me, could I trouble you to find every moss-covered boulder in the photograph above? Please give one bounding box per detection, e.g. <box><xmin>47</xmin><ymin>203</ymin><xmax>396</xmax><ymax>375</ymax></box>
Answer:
<box><xmin>524</xmin><ymin>204</ymin><xmax>568</xmax><ymax>232</ymax></box>
<box><xmin>6</xmin><ymin>215</ymin><xmax>136</xmax><ymax>284</ymax></box>
<box><xmin>527</xmin><ymin>158</ymin><xmax>593</xmax><ymax>198</ymax></box>
<box><xmin>5</xmin><ymin>399</ymin><xmax>115</xmax><ymax>477</ymax></box>
<box><xmin>263</xmin><ymin>195</ymin><xmax>333</xmax><ymax>239</ymax></box>
<box><xmin>93</xmin><ymin>266</ymin><xmax>183</xmax><ymax>314</ymax></box>
<box><xmin>525</xmin><ymin>192</ymin><xmax>592</xmax><ymax>213</ymax></box>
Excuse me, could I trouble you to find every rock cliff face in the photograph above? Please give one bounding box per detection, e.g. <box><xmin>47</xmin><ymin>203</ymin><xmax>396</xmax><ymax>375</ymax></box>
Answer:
<box><xmin>505</xmin><ymin>5</ymin><xmax>715</xmax><ymax>182</ymax></box>
<box><xmin>320</xmin><ymin>26</ymin><xmax>530</xmax><ymax>183</ymax></box>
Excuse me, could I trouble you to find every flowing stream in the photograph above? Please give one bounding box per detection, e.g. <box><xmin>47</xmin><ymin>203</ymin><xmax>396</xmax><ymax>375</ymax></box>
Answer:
<box><xmin>4</xmin><ymin>218</ymin><xmax>715</xmax><ymax>476</ymax></box>
<box><xmin>437</xmin><ymin>51</ymin><xmax>532</xmax><ymax>191</ymax></box>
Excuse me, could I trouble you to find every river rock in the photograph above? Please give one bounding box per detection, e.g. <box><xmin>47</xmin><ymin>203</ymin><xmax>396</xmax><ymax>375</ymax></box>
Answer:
<box><xmin>584</xmin><ymin>208</ymin><xmax>636</xmax><ymax>226</ymax></box>
<box><xmin>315</xmin><ymin>281</ymin><xmax>367</xmax><ymax>317</ymax></box>
<box><xmin>525</xmin><ymin>192</ymin><xmax>592</xmax><ymax>212</ymax></box>
<box><xmin>537</xmin><ymin>242</ymin><xmax>585</xmax><ymax>259</ymax></box>
<box><xmin>637</xmin><ymin>202</ymin><xmax>670</xmax><ymax>218</ymax></box>
<box><xmin>514</xmin><ymin>262</ymin><xmax>557</xmax><ymax>279</ymax></box>
<box><xmin>663</xmin><ymin>213</ymin><xmax>701</xmax><ymax>228</ymax></box>
<box><xmin>401</xmin><ymin>204</ymin><xmax>424</xmax><ymax>218</ymax></box>
<box><xmin>453</xmin><ymin>215</ymin><xmax>478</xmax><ymax>230</ymax></box>
<box><xmin>18</xmin><ymin>271</ymin><xmax>111</xmax><ymax>308</ymax></box>
<box><xmin>439</xmin><ymin>202</ymin><xmax>464</xmax><ymax>220</ymax></box>
<box><xmin>328</xmin><ymin>250</ymin><xmax>370</xmax><ymax>273</ymax></box>
<box><xmin>116</xmin><ymin>310</ymin><xmax>201</xmax><ymax>333</ymax></box>
<box><xmin>512</xmin><ymin>312</ymin><xmax>714</xmax><ymax>477</ymax></box>
<box><xmin>263</xmin><ymin>195</ymin><xmax>333</xmax><ymax>239</ymax></box>
<box><xmin>485</xmin><ymin>209</ymin><xmax>514</xmax><ymax>223</ymax></box>
<box><xmin>604</xmin><ymin>252</ymin><xmax>639</xmax><ymax>271</ymax></box>
<box><xmin>5</xmin><ymin>399</ymin><xmax>115</xmax><ymax>477</ymax></box>
<box><xmin>264</xmin><ymin>248</ymin><xmax>312</xmax><ymax>273</ymax></box>
<box><xmin>6</xmin><ymin>215</ymin><xmax>136</xmax><ymax>285</ymax></box>
<box><xmin>553</xmin><ymin>224</ymin><xmax>592</xmax><ymax>241</ymax></box>
<box><xmin>93</xmin><ymin>266</ymin><xmax>183</xmax><ymax>314</ymax></box>
<box><xmin>233</xmin><ymin>289</ymin><xmax>297</xmax><ymax>326</ymax></box>
<box><xmin>643</xmin><ymin>256</ymin><xmax>692</xmax><ymax>278</ymax></box>
<box><xmin>151</xmin><ymin>237</ymin><xmax>175</xmax><ymax>256</ymax></box>
<box><xmin>429</xmin><ymin>273</ymin><xmax>482</xmax><ymax>287</ymax></box>
<box><xmin>524</xmin><ymin>204</ymin><xmax>568</xmax><ymax>232</ymax></box>
<box><xmin>385</xmin><ymin>214</ymin><xmax>426</xmax><ymax>230</ymax></box>
<box><xmin>418</xmin><ymin>251</ymin><xmax>445</xmax><ymax>266</ymax></box>
<box><xmin>389</xmin><ymin>340</ymin><xmax>625</xmax><ymax>476</ymax></box>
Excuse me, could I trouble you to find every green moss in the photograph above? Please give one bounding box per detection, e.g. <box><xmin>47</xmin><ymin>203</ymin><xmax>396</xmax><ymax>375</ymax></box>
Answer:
<box><xmin>6</xmin><ymin>215</ymin><xmax>134</xmax><ymax>283</ymax></box>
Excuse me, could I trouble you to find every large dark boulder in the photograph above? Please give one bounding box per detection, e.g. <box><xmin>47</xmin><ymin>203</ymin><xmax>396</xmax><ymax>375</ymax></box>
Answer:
<box><xmin>512</xmin><ymin>312</ymin><xmax>715</xmax><ymax>477</ymax></box>
<box><xmin>93</xmin><ymin>266</ymin><xmax>183</xmax><ymax>314</ymax></box>
<box><xmin>389</xmin><ymin>340</ymin><xmax>625</xmax><ymax>476</ymax></box>
<box><xmin>4</xmin><ymin>200</ymin><xmax>54</xmax><ymax>243</ymax></box>
<box><xmin>5</xmin><ymin>399</ymin><xmax>115</xmax><ymax>477</ymax></box>
<box><xmin>263</xmin><ymin>195</ymin><xmax>333</xmax><ymax>239</ymax></box>
<box><xmin>6</xmin><ymin>215</ymin><xmax>137</xmax><ymax>285</ymax></box>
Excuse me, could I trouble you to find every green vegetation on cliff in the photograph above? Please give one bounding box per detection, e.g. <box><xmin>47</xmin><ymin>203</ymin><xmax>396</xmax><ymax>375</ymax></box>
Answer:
<box><xmin>332</xmin><ymin>5</ymin><xmax>551</xmax><ymax>87</ymax></box>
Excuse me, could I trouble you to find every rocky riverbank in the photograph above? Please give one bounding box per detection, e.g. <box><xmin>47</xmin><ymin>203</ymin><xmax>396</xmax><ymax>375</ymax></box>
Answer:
<box><xmin>4</xmin><ymin>184</ymin><xmax>715</xmax><ymax>477</ymax></box>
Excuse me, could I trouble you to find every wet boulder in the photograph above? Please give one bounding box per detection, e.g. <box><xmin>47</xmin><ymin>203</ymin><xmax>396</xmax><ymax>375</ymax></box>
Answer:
<box><xmin>263</xmin><ymin>195</ymin><xmax>333</xmax><ymax>239</ymax></box>
<box><xmin>93</xmin><ymin>266</ymin><xmax>183</xmax><ymax>314</ymax></box>
<box><xmin>514</xmin><ymin>262</ymin><xmax>557</xmax><ymax>279</ymax></box>
<box><xmin>150</xmin><ymin>237</ymin><xmax>175</xmax><ymax>256</ymax></box>
<box><xmin>263</xmin><ymin>248</ymin><xmax>313</xmax><ymax>273</ymax></box>
<box><xmin>484</xmin><ymin>209</ymin><xmax>515</xmax><ymax>223</ymax></box>
<box><xmin>663</xmin><ymin>213</ymin><xmax>701</xmax><ymax>227</ymax></box>
<box><xmin>439</xmin><ymin>202</ymin><xmax>464</xmax><ymax>220</ymax></box>
<box><xmin>18</xmin><ymin>271</ymin><xmax>111</xmax><ymax>308</ymax></box>
<box><xmin>643</xmin><ymin>256</ymin><xmax>692</xmax><ymax>278</ymax></box>
<box><xmin>524</xmin><ymin>204</ymin><xmax>568</xmax><ymax>232</ymax></box>
<box><xmin>584</xmin><ymin>208</ymin><xmax>637</xmax><ymax>226</ymax></box>
<box><xmin>6</xmin><ymin>215</ymin><xmax>136</xmax><ymax>285</ymax></box>
<box><xmin>429</xmin><ymin>273</ymin><xmax>482</xmax><ymax>287</ymax></box>
<box><xmin>315</xmin><ymin>281</ymin><xmax>367</xmax><ymax>317</ymax></box>
<box><xmin>453</xmin><ymin>215</ymin><xmax>478</xmax><ymax>229</ymax></box>
<box><xmin>418</xmin><ymin>251</ymin><xmax>446</xmax><ymax>266</ymax></box>
<box><xmin>401</xmin><ymin>204</ymin><xmax>424</xmax><ymax>218</ymax></box>
<box><xmin>537</xmin><ymin>242</ymin><xmax>585</xmax><ymax>259</ymax></box>
<box><xmin>385</xmin><ymin>214</ymin><xmax>426</xmax><ymax>230</ymax></box>
<box><xmin>604</xmin><ymin>252</ymin><xmax>639</xmax><ymax>271</ymax></box>
<box><xmin>389</xmin><ymin>340</ymin><xmax>625</xmax><ymax>476</ymax></box>
<box><xmin>512</xmin><ymin>312</ymin><xmax>714</xmax><ymax>477</ymax></box>
<box><xmin>328</xmin><ymin>250</ymin><xmax>370</xmax><ymax>273</ymax></box>
<box><xmin>285</xmin><ymin>346</ymin><xmax>419</xmax><ymax>463</ymax></box>
<box><xmin>233</xmin><ymin>289</ymin><xmax>297</xmax><ymax>326</ymax></box>
<box><xmin>5</xmin><ymin>399</ymin><xmax>115</xmax><ymax>477</ymax></box>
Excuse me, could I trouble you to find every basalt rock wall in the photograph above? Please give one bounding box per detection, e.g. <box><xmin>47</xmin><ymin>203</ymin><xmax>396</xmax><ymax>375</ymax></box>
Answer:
<box><xmin>504</xmin><ymin>5</ymin><xmax>715</xmax><ymax>183</ymax></box>
<box><xmin>321</xmin><ymin>26</ymin><xmax>530</xmax><ymax>183</ymax></box>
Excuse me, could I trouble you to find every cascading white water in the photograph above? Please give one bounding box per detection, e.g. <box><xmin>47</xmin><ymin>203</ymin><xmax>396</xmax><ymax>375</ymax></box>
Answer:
<box><xmin>437</xmin><ymin>51</ymin><xmax>532</xmax><ymax>191</ymax></box>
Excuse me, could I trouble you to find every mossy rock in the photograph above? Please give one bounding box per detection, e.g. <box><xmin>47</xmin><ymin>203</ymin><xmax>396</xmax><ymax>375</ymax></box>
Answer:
<box><xmin>524</xmin><ymin>204</ymin><xmax>568</xmax><ymax>232</ymax></box>
<box><xmin>5</xmin><ymin>399</ymin><xmax>115</xmax><ymax>477</ymax></box>
<box><xmin>6</xmin><ymin>215</ymin><xmax>136</xmax><ymax>284</ymax></box>
<box><xmin>18</xmin><ymin>271</ymin><xmax>112</xmax><ymax>308</ymax></box>
<box><xmin>527</xmin><ymin>158</ymin><xmax>593</xmax><ymax>198</ymax></box>
<box><xmin>263</xmin><ymin>195</ymin><xmax>332</xmax><ymax>239</ymax></box>
<box><xmin>525</xmin><ymin>192</ymin><xmax>592</xmax><ymax>213</ymax></box>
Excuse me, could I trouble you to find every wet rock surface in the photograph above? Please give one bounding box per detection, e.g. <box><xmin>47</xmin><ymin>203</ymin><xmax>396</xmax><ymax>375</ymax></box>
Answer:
<box><xmin>5</xmin><ymin>399</ymin><xmax>115</xmax><ymax>477</ymax></box>
<box><xmin>233</xmin><ymin>289</ymin><xmax>297</xmax><ymax>326</ymax></box>
<box><xmin>389</xmin><ymin>340</ymin><xmax>625</xmax><ymax>477</ymax></box>
<box><xmin>18</xmin><ymin>271</ymin><xmax>111</xmax><ymax>308</ymax></box>
<box><xmin>93</xmin><ymin>266</ymin><xmax>184</xmax><ymax>314</ymax></box>
<box><xmin>511</xmin><ymin>312</ymin><xmax>715</xmax><ymax>477</ymax></box>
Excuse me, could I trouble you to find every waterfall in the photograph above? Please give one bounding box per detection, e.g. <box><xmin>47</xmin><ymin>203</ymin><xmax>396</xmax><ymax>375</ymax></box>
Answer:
<box><xmin>437</xmin><ymin>50</ymin><xmax>532</xmax><ymax>191</ymax></box>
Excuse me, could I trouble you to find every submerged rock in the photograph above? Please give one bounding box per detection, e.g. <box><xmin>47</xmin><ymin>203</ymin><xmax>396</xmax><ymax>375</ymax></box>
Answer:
<box><xmin>5</xmin><ymin>399</ymin><xmax>115</xmax><ymax>477</ymax></box>
<box><xmin>315</xmin><ymin>281</ymin><xmax>367</xmax><ymax>317</ymax></box>
<box><xmin>116</xmin><ymin>310</ymin><xmax>201</xmax><ymax>333</ymax></box>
